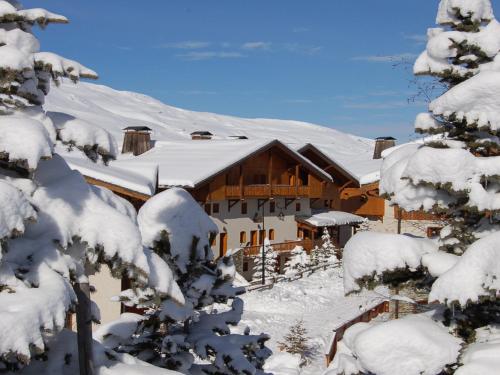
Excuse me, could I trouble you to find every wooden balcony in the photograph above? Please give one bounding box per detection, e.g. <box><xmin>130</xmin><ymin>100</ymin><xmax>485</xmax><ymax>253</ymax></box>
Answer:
<box><xmin>243</xmin><ymin>239</ymin><xmax>322</xmax><ymax>257</ymax></box>
<box><xmin>226</xmin><ymin>184</ymin><xmax>313</xmax><ymax>199</ymax></box>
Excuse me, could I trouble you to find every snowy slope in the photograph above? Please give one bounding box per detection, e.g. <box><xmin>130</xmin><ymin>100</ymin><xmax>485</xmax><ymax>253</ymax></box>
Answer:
<box><xmin>45</xmin><ymin>81</ymin><xmax>380</xmax><ymax>185</ymax></box>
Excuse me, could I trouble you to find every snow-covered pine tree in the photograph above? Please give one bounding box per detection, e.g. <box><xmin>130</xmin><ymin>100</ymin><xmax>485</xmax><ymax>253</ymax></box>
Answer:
<box><xmin>311</xmin><ymin>229</ymin><xmax>337</xmax><ymax>266</ymax></box>
<box><xmin>277</xmin><ymin>320</ymin><xmax>310</xmax><ymax>366</ymax></box>
<box><xmin>99</xmin><ymin>188</ymin><xmax>272</xmax><ymax>375</ymax></box>
<box><xmin>0</xmin><ymin>2</ymin><xmax>182</xmax><ymax>373</ymax></box>
<box><xmin>283</xmin><ymin>246</ymin><xmax>310</xmax><ymax>278</ymax></box>
<box><xmin>251</xmin><ymin>238</ymin><xmax>278</xmax><ymax>283</ymax></box>
<box><xmin>333</xmin><ymin>1</ymin><xmax>500</xmax><ymax>374</ymax></box>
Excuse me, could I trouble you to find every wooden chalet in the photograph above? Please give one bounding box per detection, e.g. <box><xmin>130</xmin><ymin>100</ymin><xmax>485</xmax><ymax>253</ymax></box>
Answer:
<box><xmin>297</xmin><ymin>144</ymin><xmax>385</xmax><ymax>219</ymax></box>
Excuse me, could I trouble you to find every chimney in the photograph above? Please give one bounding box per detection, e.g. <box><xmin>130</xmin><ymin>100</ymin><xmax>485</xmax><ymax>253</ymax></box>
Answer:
<box><xmin>190</xmin><ymin>131</ymin><xmax>214</xmax><ymax>140</ymax></box>
<box><xmin>373</xmin><ymin>136</ymin><xmax>396</xmax><ymax>159</ymax></box>
<box><xmin>122</xmin><ymin>126</ymin><xmax>153</xmax><ymax>156</ymax></box>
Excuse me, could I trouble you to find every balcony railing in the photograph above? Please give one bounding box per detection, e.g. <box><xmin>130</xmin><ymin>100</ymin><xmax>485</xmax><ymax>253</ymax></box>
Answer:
<box><xmin>243</xmin><ymin>239</ymin><xmax>322</xmax><ymax>256</ymax></box>
<box><xmin>226</xmin><ymin>184</ymin><xmax>313</xmax><ymax>198</ymax></box>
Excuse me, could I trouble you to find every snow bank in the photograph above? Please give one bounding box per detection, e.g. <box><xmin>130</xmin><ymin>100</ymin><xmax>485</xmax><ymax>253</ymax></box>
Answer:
<box><xmin>263</xmin><ymin>352</ymin><xmax>302</xmax><ymax>375</ymax></box>
<box><xmin>430</xmin><ymin>231</ymin><xmax>500</xmax><ymax>306</ymax></box>
<box><xmin>343</xmin><ymin>232</ymin><xmax>438</xmax><ymax>293</ymax></box>
<box><xmin>138</xmin><ymin>188</ymin><xmax>218</xmax><ymax>273</ymax></box>
<box><xmin>327</xmin><ymin>315</ymin><xmax>462</xmax><ymax>375</ymax></box>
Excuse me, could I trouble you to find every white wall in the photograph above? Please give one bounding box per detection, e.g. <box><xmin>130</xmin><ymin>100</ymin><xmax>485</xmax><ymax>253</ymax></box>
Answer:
<box><xmin>210</xmin><ymin>198</ymin><xmax>312</xmax><ymax>256</ymax></box>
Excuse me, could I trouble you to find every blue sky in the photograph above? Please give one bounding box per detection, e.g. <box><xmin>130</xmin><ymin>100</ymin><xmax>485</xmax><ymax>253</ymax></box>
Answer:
<box><xmin>24</xmin><ymin>1</ymin><xmax>500</xmax><ymax>141</ymax></box>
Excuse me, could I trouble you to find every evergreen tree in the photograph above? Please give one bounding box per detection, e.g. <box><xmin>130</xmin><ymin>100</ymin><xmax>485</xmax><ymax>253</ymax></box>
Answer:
<box><xmin>277</xmin><ymin>320</ymin><xmax>310</xmax><ymax>366</ymax></box>
<box><xmin>283</xmin><ymin>246</ymin><xmax>310</xmax><ymax>277</ymax></box>
<box><xmin>0</xmin><ymin>2</ymin><xmax>181</xmax><ymax>372</ymax></box>
<box><xmin>311</xmin><ymin>229</ymin><xmax>337</xmax><ymax>266</ymax></box>
<box><xmin>337</xmin><ymin>1</ymin><xmax>500</xmax><ymax>373</ymax></box>
<box><xmin>251</xmin><ymin>238</ymin><xmax>278</xmax><ymax>282</ymax></box>
<box><xmin>100</xmin><ymin>188</ymin><xmax>272</xmax><ymax>375</ymax></box>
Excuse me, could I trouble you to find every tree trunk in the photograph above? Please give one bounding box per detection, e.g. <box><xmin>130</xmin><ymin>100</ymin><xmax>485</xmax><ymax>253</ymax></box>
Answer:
<box><xmin>74</xmin><ymin>282</ymin><xmax>94</xmax><ymax>375</ymax></box>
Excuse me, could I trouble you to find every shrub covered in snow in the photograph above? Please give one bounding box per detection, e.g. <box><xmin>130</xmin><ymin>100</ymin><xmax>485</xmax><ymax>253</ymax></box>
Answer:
<box><xmin>326</xmin><ymin>315</ymin><xmax>462</xmax><ymax>375</ymax></box>
<box><xmin>283</xmin><ymin>246</ymin><xmax>310</xmax><ymax>277</ymax></box>
<box><xmin>100</xmin><ymin>188</ymin><xmax>272</xmax><ymax>375</ymax></box>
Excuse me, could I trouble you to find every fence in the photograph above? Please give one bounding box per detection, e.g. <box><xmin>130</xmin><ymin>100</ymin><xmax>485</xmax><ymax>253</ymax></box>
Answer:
<box><xmin>324</xmin><ymin>300</ymin><xmax>390</xmax><ymax>366</ymax></box>
<box><xmin>246</xmin><ymin>262</ymin><xmax>337</xmax><ymax>292</ymax></box>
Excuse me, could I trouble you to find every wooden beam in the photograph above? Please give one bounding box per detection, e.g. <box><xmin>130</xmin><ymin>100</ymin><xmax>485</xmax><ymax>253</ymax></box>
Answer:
<box><xmin>295</xmin><ymin>164</ymin><xmax>299</xmax><ymax>197</ymax></box>
<box><xmin>285</xmin><ymin>198</ymin><xmax>296</xmax><ymax>209</ymax></box>
<box><xmin>258</xmin><ymin>198</ymin><xmax>269</xmax><ymax>210</ymax></box>
<box><xmin>228</xmin><ymin>199</ymin><xmax>239</xmax><ymax>212</ymax></box>
<box><xmin>239</xmin><ymin>165</ymin><xmax>244</xmax><ymax>200</ymax></box>
<box><xmin>83</xmin><ymin>176</ymin><xmax>151</xmax><ymax>202</ymax></box>
<box><xmin>268</xmin><ymin>151</ymin><xmax>273</xmax><ymax>198</ymax></box>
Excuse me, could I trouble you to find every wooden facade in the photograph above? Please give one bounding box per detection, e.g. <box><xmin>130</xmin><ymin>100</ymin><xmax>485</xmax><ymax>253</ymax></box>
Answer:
<box><xmin>187</xmin><ymin>144</ymin><xmax>334</xmax><ymax>203</ymax></box>
<box><xmin>122</xmin><ymin>127</ymin><xmax>152</xmax><ymax>156</ymax></box>
<box><xmin>298</xmin><ymin>145</ymin><xmax>385</xmax><ymax>219</ymax></box>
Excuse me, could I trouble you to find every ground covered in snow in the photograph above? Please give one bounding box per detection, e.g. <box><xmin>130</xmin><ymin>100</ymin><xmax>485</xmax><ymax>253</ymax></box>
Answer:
<box><xmin>236</xmin><ymin>267</ymin><xmax>388</xmax><ymax>375</ymax></box>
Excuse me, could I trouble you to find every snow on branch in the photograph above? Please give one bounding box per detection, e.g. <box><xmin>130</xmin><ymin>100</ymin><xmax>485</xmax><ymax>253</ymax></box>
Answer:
<box><xmin>430</xmin><ymin>231</ymin><xmax>500</xmax><ymax>306</ymax></box>
<box><xmin>343</xmin><ymin>232</ymin><xmax>438</xmax><ymax>294</ymax></box>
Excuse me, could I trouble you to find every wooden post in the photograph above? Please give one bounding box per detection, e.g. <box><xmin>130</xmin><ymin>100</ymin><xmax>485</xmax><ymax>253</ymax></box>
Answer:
<box><xmin>397</xmin><ymin>207</ymin><xmax>402</xmax><ymax>234</ymax></box>
<box><xmin>394</xmin><ymin>286</ymin><xmax>400</xmax><ymax>319</ymax></box>
<box><xmin>239</xmin><ymin>165</ymin><xmax>244</xmax><ymax>200</ymax></box>
<box><xmin>295</xmin><ymin>165</ymin><xmax>299</xmax><ymax>197</ymax></box>
<box><xmin>268</xmin><ymin>151</ymin><xmax>273</xmax><ymax>197</ymax></box>
<box><xmin>74</xmin><ymin>282</ymin><xmax>94</xmax><ymax>375</ymax></box>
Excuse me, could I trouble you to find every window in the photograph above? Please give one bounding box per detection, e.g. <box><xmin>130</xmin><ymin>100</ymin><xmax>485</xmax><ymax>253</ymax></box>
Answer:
<box><xmin>269</xmin><ymin>229</ymin><xmax>275</xmax><ymax>241</ymax></box>
<box><xmin>212</xmin><ymin>203</ymin><xmax>220</xmax><ymax>214</ymax></box>
<box><xmin>243</xmin><ymin>261</ymin><xmax>249</xmax><ymax>272</ymax></box>
<box><xmin>240</xmin><ymin>231</ymin><xmax>247</xmax><ymax>244</ymax></box>
<box><xmin>270</xmin><ymin>201</ymin><xmax>276</xmax><ymax>213</ymax></box>
<box><xmin>204</xmin><ymin>203</ymin><xmax>211</xmax><ymax>215</ymax></box>
<box><xmin>297</xmin><ymin>228</ymin><xmax>303</xmax><ymax>239</ymax></box>
<box><xmin>210</xmin><ymin>235</ymin><xmax>216</xmax><ymax>247</ymax></box>
<box><xmin>241</xmin><ymin>202</ymin><xmax>248</xmax><ymax>215</ymax></box>
<box><xmin>324</xmin><ymin>200</ymin><xmax>329</xmax><ymax>207</ymax></box>
<box><xmin>296</xmin><ymin>202</ymin><xmax>301</xmax><ymax>212</ymax></box>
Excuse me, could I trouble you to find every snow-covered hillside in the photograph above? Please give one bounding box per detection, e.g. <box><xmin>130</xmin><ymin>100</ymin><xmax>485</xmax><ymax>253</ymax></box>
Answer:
<box><xmin>45</xmin><ymin>81</ymin><xmax>380</xmax><ymax>182</ymax></box>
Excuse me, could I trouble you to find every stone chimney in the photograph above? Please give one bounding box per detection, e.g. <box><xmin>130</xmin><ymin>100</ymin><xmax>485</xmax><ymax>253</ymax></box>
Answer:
<box><xmin>122</xmin><ymin>126</ymin><xmax>153</xmax><ymax>156</ymax></box>
<box><xmin>373</xmin><ymin>136</ymin><xmax>396</xmax><ymax>159</ymax></box>
<box><xmin>190</xmin><ymin>131</ymin><xmax>213</xmax><ymax>140</ymax></box>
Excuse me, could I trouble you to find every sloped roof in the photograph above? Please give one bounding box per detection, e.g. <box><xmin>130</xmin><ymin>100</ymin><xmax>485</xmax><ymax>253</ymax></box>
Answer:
<box><xmin>296</xmin><ymin>143</ymin><xmax>382</xmax><ymax>186</ymax></box>
<box><xmin>136</xmin><ymin>139</ymin><xmax>332</xmax><ymax>188</ymax></box>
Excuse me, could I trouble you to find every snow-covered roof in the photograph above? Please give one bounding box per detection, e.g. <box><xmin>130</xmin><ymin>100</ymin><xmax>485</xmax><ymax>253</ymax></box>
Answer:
<box><xmin>57</xmin><ymin>145</ymin><xmax>158</xmax><ymax>196</ymax></box>
<box><xmin>296</xmin><ymin>143</ymin><xmax>382</xmax><ymax>186</ymax></box>
<box><xmin>297</xmin><ymin>211</ymin><xmax>366</xmax><ymax>227</ymax></box>
<box><xmin>135</xmin><ymin>139</ymin><xmax>332</xmax><ymax>188</ymax></box>
<box><xmin>44</xmin><ymin>81</ymin><xmax>379</xmax><ymax>188</ymax></box>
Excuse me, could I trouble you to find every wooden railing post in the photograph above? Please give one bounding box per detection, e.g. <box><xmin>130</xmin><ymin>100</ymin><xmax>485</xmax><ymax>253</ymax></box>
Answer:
<box><xmin>74</xmin><ymin>282</ymin><xmax>94</xmax><ymax>375</ymax></box>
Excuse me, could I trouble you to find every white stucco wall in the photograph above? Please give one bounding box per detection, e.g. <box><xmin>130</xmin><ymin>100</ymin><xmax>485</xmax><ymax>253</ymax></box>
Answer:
<box><xmin>89</xmin><ymin>268</ymin><xmax>122</xmax><ymax>328</ymax></box>
<box><xmin>210</xmin><ymin>198</ymin><xmax>311</xmax><ymax>256</ymax></box>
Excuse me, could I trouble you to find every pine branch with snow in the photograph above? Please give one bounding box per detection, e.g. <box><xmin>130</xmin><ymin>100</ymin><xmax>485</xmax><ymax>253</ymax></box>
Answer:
<box><xmin>100</xmin><ymin>188</ymin><xmax>272</xmax><ymax>375</ymax></box>
<box><xmin>335</xmin><ymin>1</ymin><xmax>500</xmax><ymax>374</ymax></box>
